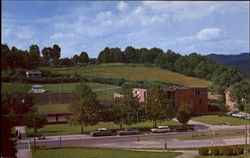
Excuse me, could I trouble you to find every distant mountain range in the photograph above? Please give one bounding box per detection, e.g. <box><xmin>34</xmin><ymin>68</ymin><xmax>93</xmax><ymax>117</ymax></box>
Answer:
<box><xmin>207</xmin><ymin>53</ymin><xmax>250</xmax><ymax>78</ymax></box>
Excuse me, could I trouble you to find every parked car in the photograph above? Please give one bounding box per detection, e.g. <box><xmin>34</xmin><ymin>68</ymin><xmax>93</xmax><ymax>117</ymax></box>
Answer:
<box><xmin>174</xmin><ymin>125</ymin><xmax>194</xmax><ymax>132</ymax></box>
<box><xmin>150</xmin><ymin>126</ymin><xmax>170</xmax><ymax>133</ymax></box>
<box><xmin>116</xmin><ymin>128</ymin><xmax>140</xmax><ymax>135</ymax></box>
<box><xmin>233</xmin><ymin>112</ymin><xmax>246</xmax><ymax>118</ymax></box>
<box><xmin>226</xmin><ymin>111</ymin><xmax>238</xmax><ymax>116</ymax></box>
<box><xmin>90</xmin><ymin>128</ymin><xmax>112</xmax><ymax>137</ymax></box>
<box><xmin>29</xmin><ymin>85</ymin><xmax>46</xmax><ymax>93</ymax></box>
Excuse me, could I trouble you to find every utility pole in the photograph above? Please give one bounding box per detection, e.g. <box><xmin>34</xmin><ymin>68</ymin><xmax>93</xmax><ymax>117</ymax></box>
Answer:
<box><xmin>137</xmin><ymin>110</ymin><xmax>140</xmax><ymax>142</ymax></box>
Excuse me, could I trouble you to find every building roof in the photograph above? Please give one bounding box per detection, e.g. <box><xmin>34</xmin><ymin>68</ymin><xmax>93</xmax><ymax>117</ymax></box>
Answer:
<box><xmin>26</xmin><ymin>70</ymin><xmax>42</xmax><ymax>74</ymax></box>
<box><xmin>32</xmin><ymin>85</ymin><xmax>43</xmax><ymax>88</ymax></box>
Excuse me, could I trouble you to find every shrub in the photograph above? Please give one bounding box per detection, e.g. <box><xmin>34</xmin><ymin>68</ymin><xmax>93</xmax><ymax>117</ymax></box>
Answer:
<box><xmin>199</xmin><ymin>147</ymin><xmax>210</xmax><ymax>155</ymax></box>
<box><xmin>210</xmin><ymin>147</ymin><xmax>221</xmax><ymax>155</ymax></box>
<box><xmin>233</xmin><ymin>146</ymin><xmax>244</xmax><ymax>155</ymax></box>
<box><xmin>221</xmin><ymin>147</ymin><xmax>234</xmax><ymax>156</ymax></box>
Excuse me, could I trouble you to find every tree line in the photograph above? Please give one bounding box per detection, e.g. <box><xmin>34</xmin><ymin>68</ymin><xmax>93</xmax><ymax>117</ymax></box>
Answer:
<box><xmin>1</xmin><ymin>43</ymin><xmax>246</xmax><ymax>96</ymax></box>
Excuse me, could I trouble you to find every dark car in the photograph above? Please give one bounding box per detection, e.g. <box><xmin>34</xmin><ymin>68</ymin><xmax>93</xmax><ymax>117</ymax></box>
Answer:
<box><xmin>116</xmin><ymin>128</ymin><xmax>140</xmax><ymax>135</ymax></box>
<box><xmin>90</xmin><ymin>128</ymin><xmax>112</xmax><ymax>137</ymax></box>
<box><xmin>175</xmin><ymin>125</ymin><xmax>194</xmax><ymax>132</ymax></box>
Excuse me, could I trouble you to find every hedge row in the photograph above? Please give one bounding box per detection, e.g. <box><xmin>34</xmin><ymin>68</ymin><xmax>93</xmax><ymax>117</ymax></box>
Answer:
<box><xmin>91</xmin><ymin>77</ymin><xmax>126</xmax><ymax>86</ymax></box>
<box><xmin>1</xmin><ymin>76</ymin><xmax>88</xmax><ymax>84</ymax></box>
<box><xmin>127</xmin><ymin>80</ymin><xmax>181</xmax><ymax>88</ymax></box>
<box><xmin>199</xmin><ymin>146</ymin><xmax>245</xmax><ymax>156</ymax></box>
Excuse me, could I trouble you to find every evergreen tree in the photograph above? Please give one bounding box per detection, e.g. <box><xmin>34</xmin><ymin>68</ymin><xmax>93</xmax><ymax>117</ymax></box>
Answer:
<box><xmin>146</xmin><ymin>85</ymin><xmax>173</xmax><ymax>128</ymax></box>
<box><xmin>68</xmin><ymin>82</ymin><xmax>100</xmax><ymax>134</ymax></box>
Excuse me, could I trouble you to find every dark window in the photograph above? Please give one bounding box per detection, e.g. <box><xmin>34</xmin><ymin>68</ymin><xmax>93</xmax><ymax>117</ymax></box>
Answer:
<box><xmin>200</xmin><ymin>99</ymin><xmax>202</xmax><ymax>104</ymax></box>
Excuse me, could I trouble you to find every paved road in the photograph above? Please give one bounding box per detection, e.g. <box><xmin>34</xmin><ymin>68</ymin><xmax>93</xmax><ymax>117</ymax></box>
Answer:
<box><xmin>17</xmin><ymin>127</ymin><xmax>246</xmax><ymax>150</ymax></box>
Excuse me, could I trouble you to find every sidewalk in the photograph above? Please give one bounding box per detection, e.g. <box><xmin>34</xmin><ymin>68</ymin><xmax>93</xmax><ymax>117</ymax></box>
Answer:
<box><xmin>15</xmin><ymin>126</ymin><xmax>32</xmax><ymax>158</ymax></box>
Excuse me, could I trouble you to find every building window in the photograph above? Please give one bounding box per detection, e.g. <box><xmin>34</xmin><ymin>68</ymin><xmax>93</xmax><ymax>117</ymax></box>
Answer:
<box><xmin>200</xmin><ymin>99</ymin><xmax>202</xmax><ymax>104</ymax></box>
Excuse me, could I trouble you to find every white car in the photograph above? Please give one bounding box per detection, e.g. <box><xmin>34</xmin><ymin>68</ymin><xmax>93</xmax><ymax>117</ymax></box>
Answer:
<box><xmin>233</xmin><ymin>112</ymin><xmax>246</xmax><ymax>118</ymax></box>
<box><xmin>150</xmin><ymin>126</ymin><xmax>170</xmax><ymax>133</ymax></box>
<box><xmin>29</xmin><ymin>85</ymin><xmax>46</xmax><ymax>93</ymax></box>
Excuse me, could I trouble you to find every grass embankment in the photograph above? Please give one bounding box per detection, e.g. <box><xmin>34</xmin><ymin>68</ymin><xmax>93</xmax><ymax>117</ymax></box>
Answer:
<box><xmin>45</xmin><ymin>63</ymin><xmax>211</xmax><ymax>87</ymax></box>
<box><xmin>177</xmin><ymin>131</ymin><xmax>245</xmax><ymax>141</ymax></box>
<box><xmin>194</xmin><ymin>154</ymin><xmax>248</xmax><ymax>158</ymax></box>
<box><xmin>191</xmin><ymin>115</ymin><xmax>246</xmax><ymax>126</ymax></box>
<box><xmin>32</xmin><ymin>147</ymin><xmax>181</xmax><ymax>158</ymax></box>
<box><xmin>26</xmin><ymin>120</ymin><xmax>181</xmax><ymax>136</ymax></box>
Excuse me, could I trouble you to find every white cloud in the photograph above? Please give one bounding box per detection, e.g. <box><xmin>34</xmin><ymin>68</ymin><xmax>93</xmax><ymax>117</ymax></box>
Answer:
<box><xmin>196</xmin><ymin>28</ymin><xmax>221</xmax><ymax>41</ymax></box>
<box><xmin>117</xmin><ymin>1</ymin><xmax>127</xmax><ymax>10</ymax></box>
<box><xmin>142</xmin><ymin>1</ymin><xmax>246</xmax><ymax>21</ymax></box>
<box><xmin>177</xmin><ymin>28</ymin><xmax>226</xmax><ymax>43</ymax></box>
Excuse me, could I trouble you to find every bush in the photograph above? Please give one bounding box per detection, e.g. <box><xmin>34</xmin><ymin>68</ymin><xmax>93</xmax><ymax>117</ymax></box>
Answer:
<box><xmin>210</xmin><ymin>147</ymin><xmax>221</xmax><ymax>155</ymax></box>
<box><xmin>91</xmin><ymin>77</ymin><xmax>126</xmax><ymax>86</ymax></box>
<box><xmin>221</xmin><ymin>147</ymin><xmax>234</xmax><ymax>156</ymax></box>
<box><xmin>198</xmin><ymin>147</ymin><xmax>210</xmax><ymax>155</ymax></box>
<box><xmin>233</xmin><ymin>146</ymin><xmax>244</xmax><ymax>155</ymax></box>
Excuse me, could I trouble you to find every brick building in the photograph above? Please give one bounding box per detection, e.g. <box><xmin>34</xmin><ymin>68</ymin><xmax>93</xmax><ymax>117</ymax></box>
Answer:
<box><xmin>114</xmin><ymin>86</ymin><xmax>208</xmax><ymax>114</ymax></box>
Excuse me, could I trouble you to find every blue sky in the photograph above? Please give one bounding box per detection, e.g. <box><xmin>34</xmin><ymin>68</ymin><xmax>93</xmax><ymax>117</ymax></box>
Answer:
<box><xmin>2</xmin><ymin>1</ymin><xmax>249</xmax><ymax>58</ymax></box>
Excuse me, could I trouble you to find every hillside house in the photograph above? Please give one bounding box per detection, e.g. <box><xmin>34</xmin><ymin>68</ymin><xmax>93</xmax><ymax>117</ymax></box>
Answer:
<box><xmin>26</xmin><ymin>70</ymin><xmax>42</xmax><ymax>78</ymax></box>
<box><xmin>114</xmin><ymin>86</ymin><xmax>208</xmax><ymax>114</ymax></box>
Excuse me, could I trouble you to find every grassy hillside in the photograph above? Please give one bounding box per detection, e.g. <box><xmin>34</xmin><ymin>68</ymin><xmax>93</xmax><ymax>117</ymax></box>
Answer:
<box><xmin>45</xmin><ymin>63</ymin><xmax>211</xmax><ymax>87</ymax></box>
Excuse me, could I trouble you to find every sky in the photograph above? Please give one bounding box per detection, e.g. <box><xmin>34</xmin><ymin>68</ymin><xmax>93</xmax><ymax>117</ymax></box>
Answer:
<box><xmin>2</xmin><ymin>1</ymin><xmax>249</xmax><ymax>58</ymax></box>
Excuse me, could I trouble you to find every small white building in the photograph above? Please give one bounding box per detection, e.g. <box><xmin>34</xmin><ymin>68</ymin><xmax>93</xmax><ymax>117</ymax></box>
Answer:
<box><xmin>26</xmin><ymin>70</ymin><xmax>42</xmax><ymax>78</ymax></box>
<box><xmin>29</xmin><ymin>85</ymin><xmax>46</xmax><ymax>93</ymax></box>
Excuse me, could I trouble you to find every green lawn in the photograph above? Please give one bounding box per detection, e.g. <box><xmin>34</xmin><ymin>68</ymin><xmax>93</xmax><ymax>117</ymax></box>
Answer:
<box><xmin>177</xmin><ymin>131</ymin><xmax>245</xmax><ymax>141</ymax></box>
<box><xmin>26</xmin><ymin>120</ymin><xmax>181</xmax><ymax>136</ymax></box>
<box><xmin>45</xmin><ymin>63</ymin><xmax>211</xmax><ymax>87</ymax></box>
<box><xmin>1</xmin><ymin>82</ymin><xmax>119</xmax><ymax>92</ymax></box>
<box><xmin>38</xmin><ymin>104</ymin><xmax>70</xmax><ymax>113</ymax></box>
<box><xmin>191</xmin><ymin>115</ymin><xmax>247</xmax><ymax>126</ymax></box>
<box><xmin>32</xmin><ymin>148</ymin><xmax>181</xmax><ymax>158</ymax></box>
<box><xmin>1</xmin><ymin>82</ymin><xmax>121</xmax><ymax>100</ymax></box>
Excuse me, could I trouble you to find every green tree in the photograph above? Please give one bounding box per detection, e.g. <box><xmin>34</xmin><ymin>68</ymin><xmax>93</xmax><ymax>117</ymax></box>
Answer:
<box><xmin>112</xmin><ymin>84</ymin><xmax>140</xmax><ymax>129</ymax></box>
<box><xmin>68</xmin><ymin>82</ymin><xmax>100</xmax><ymax>134</ymax></box>
<box><xmin>97</xmin><ymin>47</ymin><xmax>111</xmax><ymax>63</ymax></box>
<box><xmin>24</xmin><ymin>109</ymin><xmax>48</xmax><ymax>134</ymax></box>
<box><xmin>1</xmin><ymin>83</ymin><xmax>34</xmax><ymax>158</ymax></box>
<box><xmin>29</xmin><ymin>44</ymin><xmax>40</xmax><ymax>67</ymax></box>
<box><xmin>79</xmin><ymin>51</ymin><xmax>90</xmax><ymax>65</ymax></box>
<box><xmin>176</xmin><ymin>103</ymin><xmax>192</xmax><ymax>125</ymax></box>
<box><xmin>72</xmin><ymin>55</ymin><xmax>80</xmax><ymax>65</ymax></box>
<box><xmin>42</xmin><ymin>47</ymin><xmax>53</xmax><ymax>64</ymax></box>
<box><xmin>124</xmin><ymin>46</ymin><xmax>137</xmax><ymax>63</ymax></box>
<box><xmin>146</xmin><ymin>85</ymin><xmax>173</xmax><ymax>128</ymax></box>
<box><xmin>52</xmin><ymin>44</ymin><xmax>61</xmax><ymax>65</ymax></box>
<box><xmin>229</xmin><ymin>80</ymin><xmax>250</xmax><ymax>111</ymax></box>
<box><xmin>1</xmin><ymin>115</ymin><xmax>17</xmax><ymax>158</ymax></box>
<box><xmin>1</xmin><ymin>44</ymin><xmax>11</xmax><ymax>70</ymax></box>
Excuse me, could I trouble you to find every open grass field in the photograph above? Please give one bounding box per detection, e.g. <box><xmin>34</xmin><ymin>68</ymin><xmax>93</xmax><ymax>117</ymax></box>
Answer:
<box><xmin>43</xmin><ymin>63</ymin><xmax>211</xmax><ymax>87</ymax></box>
<box><xmin>177</xmin><ymin>131</ymin><xmax>245</xmax><ymax>141</ymax></box>
<box><xmin>1</xmin><ymin>82</ymin><xmax>119</xmax><ymax>92</ymax></box>
<box><xmin>26</xmin><ymin>120</ymin><xmax>181</xmax><ymax>136</ymax></box>
<box><xmin>1</xmin><ymin>82</ymin><xmax>121</xmax><ymax>100</ymax></box>
<box><xmin>38</xmin><ymin>104</ymin><xmax>70</xmax><ymax>113</ymax></box>
<box><xmin>32</xmin><ymin>148</ymin><xmax>181</xmax><ymax>158</ymax></box>
<box><xmin>191</xmin><ymin>115</ymin><xmax>247</xmax><ymax>126</ymax></box>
